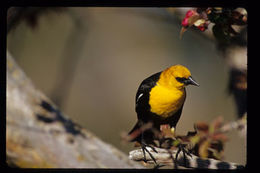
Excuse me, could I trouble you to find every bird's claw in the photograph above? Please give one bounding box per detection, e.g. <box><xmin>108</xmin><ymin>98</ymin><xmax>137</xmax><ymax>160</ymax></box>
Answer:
<box><xmin>174</xmin><ymin>144</ymin><xmax>191</xmax><ymax>168</ymax></box>
<box><xmin>141</xmin><ymin>142</ymin><xmax>158</xmax><ymax>165</ymax></box>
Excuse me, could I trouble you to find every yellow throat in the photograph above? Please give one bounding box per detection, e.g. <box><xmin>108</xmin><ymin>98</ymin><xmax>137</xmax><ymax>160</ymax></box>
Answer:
<box><xmin>148</xmin><ymin>65</ymin><xmax>191</xmax><ymax>118</ymax></box>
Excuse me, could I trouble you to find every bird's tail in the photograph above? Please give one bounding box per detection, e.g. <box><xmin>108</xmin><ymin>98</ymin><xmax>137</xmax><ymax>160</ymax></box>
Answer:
<box><xmin>128</xmin><ymin>121</ymin><xmax>154</xmax><ymax>142</ymax></box>
<box><xmin>128</xmin><ymin>121</ymin><xmax>142</xmax><ymax>142</ymax></box>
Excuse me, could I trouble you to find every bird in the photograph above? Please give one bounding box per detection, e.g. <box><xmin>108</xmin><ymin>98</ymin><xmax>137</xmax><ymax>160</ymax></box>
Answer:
<box><xmin>128</xmin><ymin>64</ymin><xmax>199</xmax><ymax>149</ymax></box>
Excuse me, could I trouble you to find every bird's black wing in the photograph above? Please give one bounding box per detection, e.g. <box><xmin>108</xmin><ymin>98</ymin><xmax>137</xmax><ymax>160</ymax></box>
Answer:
<box><xmin>135</xmin><ymin>71</ymin><xmax>162</xmax><ymax>121</ymax></box>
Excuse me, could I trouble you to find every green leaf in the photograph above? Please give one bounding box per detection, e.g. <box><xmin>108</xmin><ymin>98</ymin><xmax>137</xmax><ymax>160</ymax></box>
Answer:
<box><xmin>173</xmin><ymin>139</ymin><xmax>181</xmax><ymax>147</ymax></box>
<box><xmin>199</xmin><ymin>140</ymin><xmax>210</xmax><ymax>158</ymax></box>
<box><xmin>190</xmin><ymin>135</ymin><xmax>200</xmax><ymax>145</ymax></box>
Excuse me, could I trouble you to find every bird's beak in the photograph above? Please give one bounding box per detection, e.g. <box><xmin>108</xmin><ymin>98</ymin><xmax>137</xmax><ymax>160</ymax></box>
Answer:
<box><xmin>187</xmin><ymin>76</ymin><xmax>199</xmax><ymax>86</ymax></box>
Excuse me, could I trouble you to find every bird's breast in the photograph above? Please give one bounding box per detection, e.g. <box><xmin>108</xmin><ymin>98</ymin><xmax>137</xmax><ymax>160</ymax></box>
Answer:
<box><xmin>149</xmin><ymin>85</ymin><xmax>186</xmax><ymax>118</ymax></box>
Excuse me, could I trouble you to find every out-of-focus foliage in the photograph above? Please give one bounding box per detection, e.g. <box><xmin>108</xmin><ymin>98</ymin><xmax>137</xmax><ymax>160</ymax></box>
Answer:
<box><xmin>124</xmin><ymin>114</ymin><xmax>246</xmax><ymax>168</ymax></box>
<box><xmin>159</xmin><ymin>115</ymin><xmax>246</xmax><ymax>160</ymax></box>
<box><xmin>7</xmin><ymin>7</ymin><xmax>66</xmax><ymax>33</ymax></box>
<box><xmin>189</xmin><ymin>117</ymin><xmax>228</xmax><ymax>159</ymax></box>
<box><xmin>180</xmin><ymin>7</ymin><xmax>247</xmax><ymax>120</ymax></box>
<box><xmin>180</xmin><ymin>7</ymin><xmax>247</xmax><ymax>43</ymax></box>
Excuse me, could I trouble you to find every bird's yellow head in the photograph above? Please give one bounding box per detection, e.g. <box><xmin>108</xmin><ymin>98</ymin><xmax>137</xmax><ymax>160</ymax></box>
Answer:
<box><xmin>159</xmin><ymin>64</ymin><xmax>199</xmax><ymax>89</ymax></box>
<box><xmin>169</xmin><ymin>65</ymin><xmax>191</xmax><ymax>79</ymax></box>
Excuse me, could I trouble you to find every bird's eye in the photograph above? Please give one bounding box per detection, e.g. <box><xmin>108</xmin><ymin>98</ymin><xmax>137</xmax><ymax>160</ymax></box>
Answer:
<box><xmin>176</xmin><ymin>77</ymin><xmax>187</xmax><ymax>83</ymax></box>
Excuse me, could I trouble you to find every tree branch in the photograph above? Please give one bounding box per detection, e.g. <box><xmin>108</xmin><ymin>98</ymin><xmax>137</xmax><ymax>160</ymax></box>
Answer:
<box><xmin>129</xmin><ymin>146</ymin><xmax>244</xmax><ymax>169</ymax></box>
<box><xmin>6</xmin><ymin>51</ymin><xmax>144</xmax><ymax>168</ymax></box>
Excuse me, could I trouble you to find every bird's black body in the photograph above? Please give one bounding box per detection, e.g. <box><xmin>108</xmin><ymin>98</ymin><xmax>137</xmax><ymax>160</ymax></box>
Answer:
<box><xmin>127</xmin><ymin>65</ymin><xmax>199</xmax><ymax>167</ymax></box>
<box><xmin>128</xmin><ymin>71</ymin><xmax>185</xmax><ymax>144</ymax></box>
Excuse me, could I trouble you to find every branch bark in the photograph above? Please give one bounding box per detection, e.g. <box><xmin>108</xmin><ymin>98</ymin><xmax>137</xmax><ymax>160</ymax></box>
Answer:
<box><xmin>129</xmin><ymin>147</ymin><xmax>244</xmax><ymax>169</ymax></box>
<box><xmin>6</xmin><ymin>51</ymin><xmax>144</xmax><ymax>168</ymax></box>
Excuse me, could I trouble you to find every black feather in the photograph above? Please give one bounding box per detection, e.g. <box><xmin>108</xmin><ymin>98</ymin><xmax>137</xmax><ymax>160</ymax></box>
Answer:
<box><xmin>129</xmin><ymin>71</ymin><xmax>186</xmax><ymax>144</ymax></box>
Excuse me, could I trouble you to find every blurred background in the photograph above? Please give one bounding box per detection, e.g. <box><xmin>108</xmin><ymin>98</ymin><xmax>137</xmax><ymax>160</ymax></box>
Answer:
<box><xmin>7</xmin><ymin>7</ymin><xmax>246</xmax><ymax>165</ymax></box>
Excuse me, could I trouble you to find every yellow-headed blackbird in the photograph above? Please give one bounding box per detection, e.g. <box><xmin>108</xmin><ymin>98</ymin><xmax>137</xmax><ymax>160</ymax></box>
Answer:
<box><xmin>128</xmin><ymin>65</ymin><xmax>199</xmax><ymax>146</ymax></box>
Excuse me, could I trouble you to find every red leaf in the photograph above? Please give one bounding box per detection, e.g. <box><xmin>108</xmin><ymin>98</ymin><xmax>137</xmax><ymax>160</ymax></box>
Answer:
<box><xmin>212</xmin><ymin>116</ymin><xmax>224</xmax><ymax>131</ymax></box>
<box><xmin>195</xmin><ymin>122</ymin><xmax>209</xmax><ymax>133</ymax></box>
<box><xmin>212</xmin><ymin>133</ymin><xmax>228</xmax><ymax>142</ymax></box>
<box><xmin>179</xmin><ymin>27</ymin><xmax>187</xmax><ymax>39</ymax></box>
